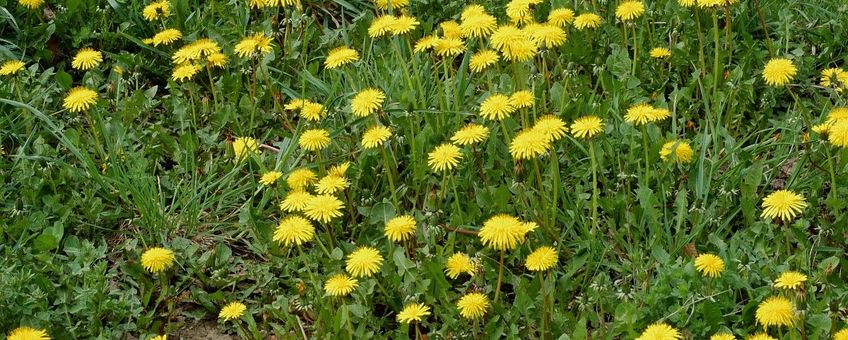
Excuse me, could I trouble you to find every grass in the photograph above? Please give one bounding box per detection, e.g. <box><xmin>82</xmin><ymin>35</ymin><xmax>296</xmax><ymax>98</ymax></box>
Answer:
<box><xmin>1</xmin><ymin>0</ymin><xmax>848</xmax><ymax>339</ymax></box>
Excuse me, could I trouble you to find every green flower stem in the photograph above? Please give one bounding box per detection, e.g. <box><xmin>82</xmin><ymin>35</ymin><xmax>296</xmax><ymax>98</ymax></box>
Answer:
<box><xmin>712</xmin><ymin>12</ymin><xmax>722</xmax><ymax>100</ymax></box>
<box><xmin>298</xmin><ymin>246</ymin><xmax>319</xmax><ymax>292</ymax></box>
<box><xmin>381</xmin><ymin>147</ymin><xmax>400</xmax><ymax>208</ymax></box>
<box><xmin>825</xmin><ymin>146</ymin><xmax>839</xmax><ymax>208</ymax></box>
<box><xmin>533</xmin><ymin>157</ymin><xmax>553</xmax><ymax>238</ymax></box>
<box><xmin>450</xmin><ymin>174</ymin><xmax>464</xmax><ymax>224</ymax></box>
<box><xmin>695</xmin><ymin>10</ymin><xmax>707</xmax><ymax>77</ymax></box>
<box><xmin>343</xmin><ymin>303</ymin><xmax>355</xmax><ymax>338</ymax></box>
<box><xmin>538</xmin><ymin>271</ymin><xmax>548</xmax><ymax>338</ymax></box>
<box><xmin>631</xmin><ymin>24</ymin><xmax>639</xmax><ymax>77</ymax></box>
<box><xmin>589</xmin><ymin>140</ymin><xmax>599</xmax><ymax>233</ymax></box>
<box><xmin>206</xmin><ymin>66</ymin><xmax>218</xmax><ymax>111</ymax></box>
<box><xmin>494</xmin><ymin>250</ymin><xmax>505</xmax><ymax>304</ymax></box>
<box><xmin>641</xmin><ymin>125</ymin><xmax>651</xmax><ymax>185</ymax></box>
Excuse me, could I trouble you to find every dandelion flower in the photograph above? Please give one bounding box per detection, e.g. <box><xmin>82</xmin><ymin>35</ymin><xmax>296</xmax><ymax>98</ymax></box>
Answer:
<box><xmin>505</xmin><ymin>0</ymin><xmax>532</xmax><ymax>24</ymax></box>
<box><xmin>456</xmin><ymin>293</ymin><xmax>488</xmax><ymax>319</ymax></box>
<box><xmin>774</xmin><ymin>271</ymin><xmax>807</xmax><ymax>290</ymax></box>
<box><xmin>279</xmin><ymin>190</ymin><xmax>314</xmax><ymax>212</ymax></box>
<box><xmin>762</xmin><ymin>58</ymin><xmax>797</xmax><ymax>86</ymax></box>
<box><xmin>525</xmin><ymin>246</ymin><xmax>557</xmax><ymax>271</ymax></box>
<box><xmin>72</xmin><ymin>48</ymin><xmax>103</xmax><ymax>70</ymax></box>
<box><xmin>747</xmin><ymin>334</ymin><xmax>776</xmax><ymax>340</ymax></box>
<box><xmin>413</xmin><ymin>35</ymin><xmax>440</xmax><ymax>53</ymax></box>
<box><xmin>434</xmin><ymin>38</ymin><xmax>466</xmax><ymax>57</ymax></box>
<box><xmin>490</xmin><ymin>25</ymin><xmax>537</xmax><ymax>62</ymax></box>
<box><xmin>479</xmin><ymin>94</ymin><xmax>516</xmax><ymax>120</ymax></box>
<box><xmin>142</xmin><ymin>0</ymin><xmax>170</xmax><ymax>21</ymax></box>
<box><xmin>314</xmin><ymin>175</ymin><xmax>349</xmax><ymax>194</ymax></box>
<box><xmin>151</xmin><ymin>29</ymin><xmax>182</xmax><ymax>46</ymax></box>
<box><xmin>469</xmin><ymin>49</ymin><xmax>499</xmax><ymax>72</ymax></box>
<box><xmin>828</xmin><ymin>120</ymin><xmax>848</xmax><ymax>147</ymax></box>
<box><xmin>384</xmin><ymin>215</ymin><xmax>416</xmax><ymax>242</ymax></box>
<box><xmin>172</xmin><ymin>38</ymin><xmax>222</xmax><ymax>64</ymax></box>
<box><xmin>361</xmin><ymin>126</ymin><xmax>392</xmax><ymax>149</ymax></box>
<box><xmin>171</xmin><ymin>64</ymin><xmax>200</xmax><ymax>82</ymax></box>
<box><xmin>451</xmin><ymin>124</ymin><xmax>490</xmax><ymax>145</ymax></box>
<box><xmin>510</xmin><ymin>128</ymin><xmax>551</xmax><ymax>159</ymax></box>
<box><xmin>573</xmin><ymin>13</ymin><xmax>602</xmax><ymax>30</ymax></box>
<box><xmin>218</xmin><ymin>302</ymin><xmax>246</xmax><ymax>321</ymax></box>
<box><xmin>7</xmin><ymin>327</ymin><xmax>50</xmax><ymax>340</ymax></box>
<box><xmin>510</xmin><ymin>90</ymin><xmax>534</xmax><ymax>108</ymax></box>
<box><xmin>651</xmin><ymin>107</ymin><xmax>671</xmax><ymax>122</ymax></box>
<box><xmin>636</xmin><ymin>323</ymin><xmax>682</xmax><ymax>340</ymax></box>
<box><xmin>460</xmin><ymin>12</ymin><xmax>497</xmax><ymax>38</ymax></box>
<box><xmin>827</xmin><ymin>107</ymin><xmax>848</xmax><ymax>124</ymax></box>
<box><xmin>445</xmin><ymin>253</ymin><xmax>475</xmax><ymax>279</ymax></box>
<box><xmin>63</xmin><ymin>87</ymin><xmax>98</xmax><ymax>112</ymax></box>
<box><xmin>710</xmin><ymin>333</ymin><xmax>736</xmax><ymax>340</ymax></box>
<box><xmin>0</xmin><ymin>60</ymin><xmax>25</xmax><ymax>76</ymax></box>
<box><xmin>324</xmin><ymin>274</ymin><xmax>358</xmax><ymax>297</ymax></box>
<box><xmin>820</xmin><ymin>68</ymin><xmax>848</xmax><ymax>90</ymax></box>
<box><xmin>389</xmin><ymin>15</ymin><xmax>419</xmax><ymax>35</ymax></box>
<box><xmin>478</xmin><ymin>214</ymin><xmax>533</xmax><ymax>251</ymax></box>
<box><xmin>141</xmin><ymin>247</ymin><xmax>175</xmax><ymax>273</ymax></box>
<box><xmin>328</xmin><ymin>162</ymin><xmax>351</xmax><ymax>177</ymax></box>
<box><xmin>286</xmin><ymin>168</ymin><xmax>317</xmax><ymax>190</ymax></box>
<box><xmin>650</xmin><ymin>47</ymin><xmax>672</xmax><ymax>59</ymax></box>
<box><xmin>571</xmin><ymin>116</ymin><xmax>604</xmax><ymax>138</ymax></box>
<box><xmin>440</xmin><ymin>21</ymin><xmax>462</xmax><ymax>39</ymax></box>
<box><xmin>299</xmin><ymin>129</ymin><xmax>330</xmax><ymax>151</ymax></box>
<box><xmin>232</xmin><ymin>137</ymin><xmax>259</xmax><ymax>162</ymax></box>
<box><xmin>325</xmin><ymin>47</ymin><xmax>359</xmax><ymax>69</ymax></box>
<box><xmin>273</xmin><ymin>215</ymin><xmax>315</xmax><ymax>246</ymax></box>
<box><xmin>18</xmin><ymin>0</ymin><xmax>45</xmax><ymax>9</ymax></box>
<box><xmin>369</xmin><ymin>15</ymin><xmax>397</xmax><ymax>38</ymax></box>
<box><xmin>234</xmin><ymin>33</ymin><xmax>274</xmax><ymax>58</ymax></box>
<box><xmin>148</xmin><ymin>335</ymin><xmax>166</xmax><ymax>340</ymax></box>
<box><xmin>533</xmin><ymin>115</ymin><xmax>568</xmax><ymax>141</ymax></box>
<box><xmin>351</xmin><ymin>88</ymin><xmax>385</xmax><ymax>117</ymax></box>
<box><xmin>206</xmin><ymin>52</ymin><xmax>228</xmax><ymax>67</ymax></box>
<box><xmin>373</xmin><ymin>0</ymin><xmax>409</xmax><ymax>9</ymax></box>
<box><xmin>346</xmin><ymin>246</ymin><xmax>384</xmax><ymax>278</ymax></box>
<box><xmin>300</xmin><ymin>101</ymin><xmax>327</xmax><ymax>121</ymax></box>
<box><xmin>303</xmin><ymin>194</ymin><xmax>344</xmax><ymax>223</ymax></box>
<box><xmin>259</xmin><ymin>171</ymin><xmax>283</xmax><ymax>186</ymax></box>
<box><xmin>678</xmin><ymin>0</ymin><xmax>697</xmax><ymax>7</ymax></box>
<box><xmin>427</xmin><ymin>143</ymin><xmax>462</xmax><ymax>172</ymax></box>
<box><xmin>396</xmin><ymin>303</ymin><xmax>430</xmax><ymax>324</ymax></box>
<box><xmin>548</xmin><ymin>8</ymin><xmax>575</xmax><ymax>27</ymax></box>
<box><xmin>760</xmin><ymin>190</ymin><xmax>807</xmax><ymax>221</ymax></box>
<box><xmin>528</xmin><ymin>24</ymin><xmax>567</xmax><ymax>49</ymax></box>
<box><xmin>834</xmin><ymin>329</ymin><xmax>848</xmax><ymax>340</ymax></box>
<box><xmin>755</xmin><ymin>296</ymin><xmax>794</xmax><ymax>328</ymax></box>
<box><xmin>625</xmin><ymin>103</ymin><xmax>656</xmax><ymax>125</ymax></box>
<box><xmin>659</xmin><ymin>140</ymin><xmax>694</xmax><ymax>163</ymax></box>
<box><xmin>694</xmin><ymin>253</ymin><xmax>724</xmax><ymax>278</ymax></box>
<box><xmin>615</xmin><ymin>1</ymin><xmax>645</xmax><ymax>21</ymax></box>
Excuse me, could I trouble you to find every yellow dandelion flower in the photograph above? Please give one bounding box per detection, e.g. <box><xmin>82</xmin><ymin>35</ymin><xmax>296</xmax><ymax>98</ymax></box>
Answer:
<box><xmin>346</xmin><ymin>246</ymin><xmax>384</xmax><ymax>278</ymax></box>
<box><xmin>469</xmin><ymin>49</ymin><xmax>499</xmax><ymax>72</ymax></box>
<box><xmin>478</xmin><ymin>214</ymin><xmax>533</xmax><ymax>251</ymax></box>
<box><xmin>373</xmin><ymin>0</ymin><xmax>409</xmax><ymax>10</ymax></box>
<box><xmin>650</xmin><ymin>47</ymin><xmax>672</xmax><ymax>59</ymax></box>
<box><xmin>7</xmin><ymin>327</ymin><xmax>50</xmax><ymax>340</ymax></box>
<box><xmin>151</xmin><ymin>29</ymin><xmax>182</xmax><ymax>46</ymax></box>
<box><xmin>636</xmin><ymin>323</ymin><xmax>682</xmax><ymax>340</ymax></box>
<box><xmin>396</xmin><ymin>303</ymin><xmax>430</xmax><ymax>324</ymax></box>
<box><xmin>351</xmin><ymin>88</ymin><xmax>385</xmax><ymax>117</ymax></box>
<box><xmin>273</xmin><ymin>215</ymin><xmax>315</xmax><ymax>246</ymax></box>
<box><xmin>659</xmin><ymin>140</ymin><xmax>694</xmax><ymax>163</ymax></box>
<box><xmin>510</xmin><ymin>128</ymin><xmax>551</xmax><ymax>160</ymax></box>
<box><xmin>440</xmin><ymin>21</ymin><xmax>462</xmax><ymax>39</ymax></box>
<box><xmin>328</xmin><ymin>162</ymin><xmax>351</xmax><ymax>177</ymax></box>
<box><xmin>813</xmin><ymin>123</ymin><xmax>832</xmax><ymax>136</ymax></box>
<box><xmin>279</xmin><ymin>190</ymin><xmax>314</xmax><ymax>212</ymax></box>
<box><xmin>259</xmin><ymin>171</ymin><xmax>283</xmax><ymax>186</ymax></box>
<box><xmin>678</xmin><ymin>0</ymin><xmax>697</xmax><ymax>7</ymax></box>
<box><xmin>427</xmin><ymin>143</ymin><xmax>462</xmax><ymax>172</ymax></box>
<box><xmin>760</xmin><ymin>190</ymin><xmax>807</xmax><ymax>221</ymax></box>
<box><xmin>389</xmin><ymin>15</ymin><xmax>419</xmax><ymax>35</ymax></box>
<box><xmin>625</xmin><ymin>103</ymin><xmax>656</xmax><ymax>125</ymax></box>
<box><xmin>528</xmin><ymin>24</ymin><xmax>567</xmax><ymax>49</ymax></box>
<box><xmin>384</xmin><ymin>215</ymin><xmax>416</xmax><ymax>242</ymax></box>
<box><xmin>510</xmin><ymin>90</ymin><xmax>534</xmax><ymax>109</ymax></box>
<box><xmin>434</xmin><ymin>38</ymin><xmax>466</xmax><ymax>57</ymax></box>
<box><xmin>234</xmin><ymin>33</ymin><xmax>274</xmax><ymax>58</ymax></box>
<box><xmin>206</xmin><ymin>52</ymin><xmax>228</xmax><ymax>68</ymax></box>
<box><xmin>299</xmin><ymin>129</ymin><xmax>330</xmax><ymax>151</ymax></box>
<box><xmin>369</xmin><ymin>15</ymin><xmax>397</xmax><ymax>38</ymax></box>
<box><xmin>304</xmin><ymin>194</ymin><xmax>344</xmax><ymax>223</ymax></box>
<box><xmin>314</xmin><ymin>175</ymin><xmax>349</xmax><ymax>195</ymax></box>
<box><xmin>63</xmin><ymin>87</ymin><xmax>99</xmax><ymax>112</ymax></box>
<box><xmin>755</xmin><ymin>296</ymin><xmax>794</xmax><ymax>328</ymax></box>
<box><xmin>0</xmin><ymin>60</ymin><xmax>25</xmax><ymax>76</ymax></box>
<box><xmin>774</xmin><ymin>271</ymin><xmax>807</xmax><ymax>290</ymax></box>
<box><xmin>479</xmin><ymin>94</ymin><xmax>516</xmax><ymax>120</ymax></box>
<box><xmin>148</xmin><ymin>335</ymin><xmax>166</xmax><ymax>340</ymax></box>
<box><xmin>325</xmin><ymin>47</ymin><xmax>359</xmax><ymax>69</ymax></box>
<box><xmin>827</xmin><ymin>107</ymin><xmax>848</xmax><ymax>124</ymax></box>
<box><xmin>457</xmin><ymin>292</ymin><xmax>488</xmax><ymax>319</ymax></box>
<box><xmin>747</xmin><ymin>334</ymin><xmax>776</xmax><ymax>340</ymax></box>
<box><xmin>171</xmin><ymin>64</ymin><xmax>200</xmax><ymax>82</ymax></box>
<box><xmin>525</xmin><ymin>246</ymin><xmax>557</xmax><ymax>271</ymax></box>
<box><xmin>615</xmin><ymin>1</ymin><xmax>645</xmax><ymax>21</ymax></box>
<box><xmin>710</xmin><ymin>333</ymin><xmax>736</xmax><ymax>340</ymax></box>
<box><xmin>820</xmin><ymin>68</ymin><xmax>848</xmax><ymax>90</ymax></box>
<box><xmin>445</xmin><ymin>253</ymin><xmax>475</xmax><ymax>279</ymax></box>
<box><xmin>324</xmin><ymin>274</ymin><xmax>358</xmax><ymax>297</ymax></box>
<box><xmin>413</xmin><ymin>35</ymin><xmax>440</xmax><ymax>53</ymax></box>
<box><xmin>232</xmin><ymin>137</ymin><xmax>259</xmax><ymax>162</ymax></box>
<box><xmin>505</xmin><ymin>0</ymin><xmax>532</xmax><ymax>23</ymax></box>
<box><xmin>490</xmin><ymin>25</ymin><xmax>537</xmax><ymax>62</ymax></box>
<box><xmin>460</xmin><ymin>12</ymin><xmax>497</xmax><ymax>39</ymax></box>
<box><xmin>218</xmin><ymin>302</ymin><xmax>246</xmax><ymax>321</ymax></box>
<box><xmin>18</xmin><ymin>0</ymin><xmax>45</xmax><ymax>9</ymax></box>
<box><xmin>533</xmin><ymin>115</ymin><xmax>568</xmax><ymax>141</ymax></box>
<box><xmin>830</xmin><ymin>120</ymin><xmax>848</xmax><ymax>147</ymax></box>
<box><xmin>300</xmin><ymin>101</ymin><xmax>327</xmax><ymax>121</ymax></box>
<box><xmin>694</xmin><ymin>253</ymin><xmax>724</xmax><ymax>278</ymax></box>
<box><xmin>142</xmin><ymin>0</ymin><xmax>170</xmax><ymax>21</ymax></box>
<box><xmin>286</xmin><ymin>168</ymin><xmax>317</xmax><ymax>190</ymax></box>
<box><xmin>140</xmin><ymin>247</ymin><xmax>175</xmax><ymax>273</ymax></box>
<box><xmin>573</xmin><ymin>13</ymin><xmax>602</xmax><ymax>30</ymax></box>
<box><xmin>571</xmin><ymin>116</ymin><xmax>604</xmax><ymax>138</ymax></box>
<box><xmin>834</xmin><ymin>329</ymin><xmax>848</xmax><ymax>340</ymax></box>
<box><xmin>451</xmin><ymin>124</ymin><xmax>490</xmax><ymax>145</ymax></box>
<box><xmin>72</xmin><ymin>48</ymin><xmax>103</xmax><ymax>70</ymax></box>
<box><xmin>548</xmin><ymin>8</ymin><xmax>575</xmax><ymax>27</ymax></box>
<box><xmin>762</xmin><ymin>58</ymin><xmax>797</xmax><ymax>86</ymax></box>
